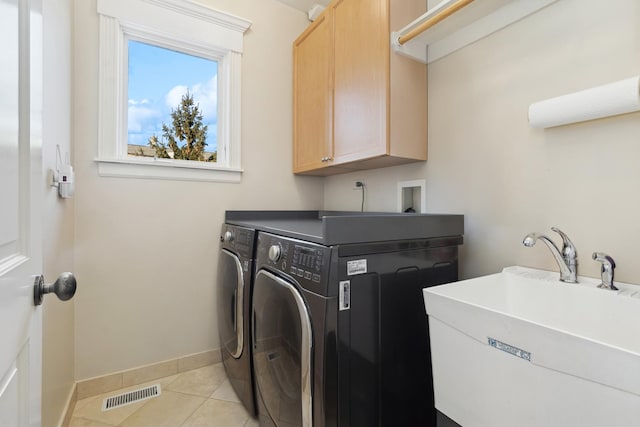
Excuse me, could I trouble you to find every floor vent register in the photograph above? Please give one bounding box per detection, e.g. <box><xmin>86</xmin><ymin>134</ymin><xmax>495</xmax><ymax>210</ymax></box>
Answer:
<box><xmin>101</xmin><ymin>384</ymin><xmax>161</xmax><ymax>411</ymax></box>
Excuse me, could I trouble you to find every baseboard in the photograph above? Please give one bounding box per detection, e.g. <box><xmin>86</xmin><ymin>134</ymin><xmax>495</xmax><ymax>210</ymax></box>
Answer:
<box><xmin>75</xmin><ymin>349</ymin><xmax>221</xmax><ymax>400</ymax></box>
<box><xmin>58</xmin><ymin>383</ymin><xmax>77</xmax><ymax>427</ymax></box>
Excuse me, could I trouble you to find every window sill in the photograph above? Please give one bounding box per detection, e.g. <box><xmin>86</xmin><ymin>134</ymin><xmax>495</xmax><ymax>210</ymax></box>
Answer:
<box><xmin>95</xmin><ymin>157</ymin><xmax>243</xmax><ymax>183</ymax></box>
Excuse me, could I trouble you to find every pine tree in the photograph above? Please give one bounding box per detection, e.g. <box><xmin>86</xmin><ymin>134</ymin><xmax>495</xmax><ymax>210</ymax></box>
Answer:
<box><xmin>148</xmin><ymin>91</ymin><xmax>214</xmax><ymax>161</ymax></box>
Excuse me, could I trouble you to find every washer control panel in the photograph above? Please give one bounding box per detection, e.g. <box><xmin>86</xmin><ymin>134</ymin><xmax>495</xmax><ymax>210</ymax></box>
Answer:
<box><xmin>259</xmin><ymin>232</ymin><xmax>329</xmax><ymax>291</ymax></box>
<box><xmin>291</xmin><ymin>245</ymin><xmax>324</xmax><ymax>284</ymax></box>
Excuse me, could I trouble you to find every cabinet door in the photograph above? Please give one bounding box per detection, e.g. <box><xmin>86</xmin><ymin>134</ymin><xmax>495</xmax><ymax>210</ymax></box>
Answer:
<box><xmin>293</xmin><ymin>14</ymin><xmax>332</xmax><ymax>173</ymax></box>
<box><xmin>333</xmin><ymin>0</ymin><xmax>388</xmax><ymax>164</ymax></box>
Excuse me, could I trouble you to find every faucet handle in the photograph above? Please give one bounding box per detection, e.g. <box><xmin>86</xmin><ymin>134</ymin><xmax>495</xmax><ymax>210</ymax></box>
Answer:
<box><xmin>551</xmin><ymin>227</ymin><xmax>577</xmax><ymax>259</ymax></box>
<box><xmin>592</xmin><ymin>252</ymin><xmax>617</xmax><ymax>290</ymax></box>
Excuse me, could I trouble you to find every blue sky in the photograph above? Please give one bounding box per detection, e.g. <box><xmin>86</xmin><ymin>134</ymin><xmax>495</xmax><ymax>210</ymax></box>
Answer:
<box><xmin>127</xmin><ymin>40</ymin><xmax>218</xmax><ymax>152</ymax></box>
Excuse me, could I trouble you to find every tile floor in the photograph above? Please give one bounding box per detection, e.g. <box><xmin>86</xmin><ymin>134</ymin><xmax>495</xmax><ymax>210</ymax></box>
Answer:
<box><xmin>69</xmin><ymin>363</ymin><xmax>258</xmax><ymax>427</ymax></box>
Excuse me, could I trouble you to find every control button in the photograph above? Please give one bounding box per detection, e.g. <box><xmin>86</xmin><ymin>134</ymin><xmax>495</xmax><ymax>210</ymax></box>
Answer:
<box><xmin>312</xmin><ymin>274</ymin><xmax>321</xmax><ymax>283</ymax></box>
<box><xmin>296</xmin><ymin>269</ymin><xmax>304</xmax><ymax>278</ymax></box>
<box><xmin>268</xmin><ymin>244</ymin><xmax>282</xmax><ymax>262</ymax></box>
<box><xmin>222</xmin><ymin>231</ymin><xmax>233</xmax><ymax>242</ymax></box>
<box><xmin>304</xmin><ymin>271</ymin><xmax>312</xmax><ymax>280</ymax></box>
<box><xmin>282</xmin><ymin>261</ymin><xmax>287</xmax><ymax>271</ymax></box>
<box><xmin>290</xmin><ymin>266</ymin><xmax>297</xmax><ymax>275</ymax></box>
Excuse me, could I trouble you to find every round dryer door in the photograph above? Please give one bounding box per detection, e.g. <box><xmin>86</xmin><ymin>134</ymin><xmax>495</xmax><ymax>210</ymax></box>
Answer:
<box><xmin>253</xmin><ymin>270</ymin><xmax>312</xmax><ymax>427</ymax></box>
<box><xmin>217</xmin><ymin>249</ymin><xmax>244</xmax><ymax>358</ymax></box>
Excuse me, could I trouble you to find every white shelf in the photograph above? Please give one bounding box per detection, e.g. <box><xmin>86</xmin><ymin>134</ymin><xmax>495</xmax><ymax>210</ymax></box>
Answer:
<box><xmin>391</xmin><ymin>0</ymin><xmax>558</xmax><ymax>64</ymax></box>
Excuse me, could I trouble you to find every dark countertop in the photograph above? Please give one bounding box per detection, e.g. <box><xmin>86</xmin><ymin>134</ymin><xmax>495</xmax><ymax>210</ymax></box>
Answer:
<box><xmin>225</xmin><ymin>210</ymin><xmax>464</xmax><ymax>246</ymax></box>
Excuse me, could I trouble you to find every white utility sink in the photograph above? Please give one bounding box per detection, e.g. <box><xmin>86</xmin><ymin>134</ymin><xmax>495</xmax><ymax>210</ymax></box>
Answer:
<box><xmin>423</xmin><ymin>266</ymin><xmax>640</xmax><ymax>427</ymax></box>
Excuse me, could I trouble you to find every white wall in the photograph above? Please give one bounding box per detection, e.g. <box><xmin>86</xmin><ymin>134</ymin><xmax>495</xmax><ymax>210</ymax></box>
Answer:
<box><xmin>73</xmin><ymin>0</ymin><xmax>323</xmax><ymax>380</ymax></box>
<box><xmin>324</xmin><ymin>0</ymin><xmax>640</xmax><ymax>283</ymax></box>
<box><xmin>68</xmin><ymin>0</ymin><xmax>640</xmax><ymax>384</ymax></box>
<box><xmin>42</xmin><ymin>0</ymin><xmax>75</xmax><ymax>424</ymax></box>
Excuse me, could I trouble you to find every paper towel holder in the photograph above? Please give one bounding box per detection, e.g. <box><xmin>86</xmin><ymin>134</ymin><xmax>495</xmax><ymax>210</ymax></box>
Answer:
<box><xmin>528</xmin><ymin>75</ymin><xmax>640</xmax><ymax>129</ymax></box>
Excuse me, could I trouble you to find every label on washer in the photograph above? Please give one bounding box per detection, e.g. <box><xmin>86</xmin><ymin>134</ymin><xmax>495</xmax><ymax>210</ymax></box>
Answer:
<box><xmin>346</xmin><ymin>259</ymin><xmax>367</xmax><ymax>276</ymax></box>
<box><xmin>339</xmin><ymin>281</ymin><xmax>350</xmax><ymax>311</ymax></box>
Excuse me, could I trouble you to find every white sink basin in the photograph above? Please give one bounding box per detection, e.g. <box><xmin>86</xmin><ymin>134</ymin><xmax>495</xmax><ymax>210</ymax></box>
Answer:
<box><xmin>423</xmin><ymin>266</ymin><xmax>640</xmax><ymax>427</ymax></box>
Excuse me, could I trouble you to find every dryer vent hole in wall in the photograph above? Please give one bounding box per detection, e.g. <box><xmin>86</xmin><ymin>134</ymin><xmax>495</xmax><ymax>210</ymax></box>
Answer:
<box><xmin>398</xmin><ymin>180</ymin><xmax>426</xmax><ymax>214</ymax></box>
<box><xmin>101</xmin><ymin>384</ymin><xmax>161</xmax><ymax>411</ymax></box>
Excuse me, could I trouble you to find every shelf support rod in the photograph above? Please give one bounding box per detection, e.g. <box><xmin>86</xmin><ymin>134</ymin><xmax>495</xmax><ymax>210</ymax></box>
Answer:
<box><xmin>397</xmin><ymin>0</ymin><xmax>475</xmax><ymax>45</ymax></box>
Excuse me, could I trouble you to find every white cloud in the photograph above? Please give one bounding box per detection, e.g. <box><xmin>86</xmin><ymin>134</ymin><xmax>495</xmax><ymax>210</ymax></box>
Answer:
<box><xmin>128</xmin><ymin>103</ymin><xmax>161</xmax><ymax>133</ymax></box>
<box><xmin>128</xmin><ymin>98</ymin><xmax>151</xmax><ymax>106</ymax></box>
<box><xmin>165</xmin><ymin>85</ymin><xmax>189</xmax><ymax>111</ymax></box>
<box><xmin>164</xmin><ymin>76</ymin><xmax>218</xmax><ymax>122</ymax></box>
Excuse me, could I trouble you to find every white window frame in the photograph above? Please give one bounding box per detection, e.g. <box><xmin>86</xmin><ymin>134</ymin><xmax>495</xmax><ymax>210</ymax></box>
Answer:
<box><xmin>95</xmin><ymin>0</ymin><xmax>251</xmax><ymax>182</ymax></box>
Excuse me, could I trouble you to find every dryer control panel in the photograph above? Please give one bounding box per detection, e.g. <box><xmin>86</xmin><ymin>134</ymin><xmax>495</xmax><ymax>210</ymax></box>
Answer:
<box><xmin>257</xmin><ymin>232</ymin><xmax>331</xmax><ymax>295</ymax></box>
<box><xmin>220</xmin><ymin>224</ymin><xmax>255</xmax><ymax>259</ymax></box>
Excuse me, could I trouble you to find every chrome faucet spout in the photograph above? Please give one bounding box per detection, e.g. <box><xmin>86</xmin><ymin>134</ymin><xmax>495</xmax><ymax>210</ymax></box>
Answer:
<box><xmin>523</xmin><ymin>228</ymin><xmax>578</xmax><ymax>283</ymax></box>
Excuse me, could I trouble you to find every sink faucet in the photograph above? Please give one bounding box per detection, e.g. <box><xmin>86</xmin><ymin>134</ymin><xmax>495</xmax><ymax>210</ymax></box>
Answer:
<box><xmin>522</xmin><ymin>227</ymin><xmax>578</xmax><ymax>283</ymax></box>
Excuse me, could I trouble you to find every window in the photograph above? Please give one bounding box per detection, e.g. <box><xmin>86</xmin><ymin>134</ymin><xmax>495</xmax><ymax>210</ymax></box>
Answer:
<box><xmin>127</xmin><ymin>41</ymin><xmax>219</xmax><ymax>162</ymax></box>
<box><xmin>96</xmin><ymin>0</ymin><xmax>251</xmax><ymax>182</ymax></box>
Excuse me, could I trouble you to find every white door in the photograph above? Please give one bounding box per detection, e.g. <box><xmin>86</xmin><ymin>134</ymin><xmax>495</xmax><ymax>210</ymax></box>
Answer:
<box><xmin>0</xmin><ymin>0</ymin><xmax>44</xmax><ymax>425</ymax></box>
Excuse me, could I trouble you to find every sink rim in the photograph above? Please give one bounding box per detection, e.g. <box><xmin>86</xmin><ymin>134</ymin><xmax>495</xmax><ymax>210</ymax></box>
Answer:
<box><xmin>425</xmin><ymin>265</ymin><xmax>640</xmax><ymax>355</ymax></box>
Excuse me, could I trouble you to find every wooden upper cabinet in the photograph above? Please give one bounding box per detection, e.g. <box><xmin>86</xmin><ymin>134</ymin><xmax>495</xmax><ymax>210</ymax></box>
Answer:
<box><xmin>293</xmin><ymin>0</ymin><xmax>427</xmax><ymax>175</ymax></box>
<box><xmin>333</xmin><ymin>0</ymin><xmax>387</xmax><ymax>164</ymax></box>
<box><xmin>293</xmin><ymin>14</ymin><xmax>332</xmax><ymax>174</ymax></box>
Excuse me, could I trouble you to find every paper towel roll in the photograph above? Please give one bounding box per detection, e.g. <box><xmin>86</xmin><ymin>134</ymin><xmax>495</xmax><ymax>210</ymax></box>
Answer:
<box><xmin>528</xmin><ymin>76</ymin><xmax>640</xmax><ymax>128</ymax></box>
